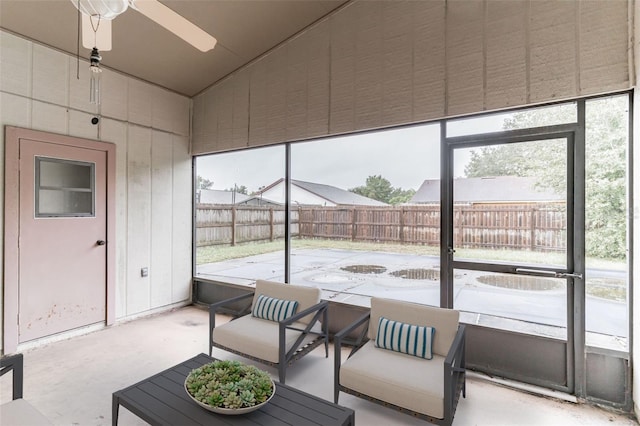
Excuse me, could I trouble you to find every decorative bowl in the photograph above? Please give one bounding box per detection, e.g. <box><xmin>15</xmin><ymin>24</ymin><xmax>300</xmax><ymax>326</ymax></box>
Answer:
<box><xmin>184</xmin><ymin>360</ymin><xmax>275</xmax><ymax>415</ymax></box>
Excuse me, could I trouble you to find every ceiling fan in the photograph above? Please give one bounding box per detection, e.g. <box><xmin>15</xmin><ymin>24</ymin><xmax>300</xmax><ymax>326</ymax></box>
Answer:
<box><xmin>71</xmin><ymin>0</ymin><xmax>217</xmax><ymax>52</ymax></box>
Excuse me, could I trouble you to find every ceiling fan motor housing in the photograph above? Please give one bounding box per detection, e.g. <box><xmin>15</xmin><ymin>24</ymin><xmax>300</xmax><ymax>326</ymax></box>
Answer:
<box><xmin>73</xmin><ymin>0</ymin><xmax>129</xmax><ymax>20</ymax></box>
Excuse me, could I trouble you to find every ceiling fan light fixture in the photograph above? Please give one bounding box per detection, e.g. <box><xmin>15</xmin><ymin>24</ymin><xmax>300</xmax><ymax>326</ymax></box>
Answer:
<box><xmin>73</xmin><ymin>0</ymin><xmax>129</xmax><ymax>20</ymax></box>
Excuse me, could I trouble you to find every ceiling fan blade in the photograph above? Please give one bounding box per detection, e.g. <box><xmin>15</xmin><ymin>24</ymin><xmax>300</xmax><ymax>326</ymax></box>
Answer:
<box><xmin>130</xmin><ymin>0</ymin><xmax>217</xmax><ymax>52</ymax></box>
<box><xmin>82</xmin><ymin>15</ymin><xmax>112</xmax><ymax>51</ymax></box>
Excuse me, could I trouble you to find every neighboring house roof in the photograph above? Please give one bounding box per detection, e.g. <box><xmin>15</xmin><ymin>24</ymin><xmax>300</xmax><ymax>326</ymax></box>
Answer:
<box><xmin>199</xmin><ymin>189</ymin><xmax>251</xmax><ymax>204</ymax></box>
<box><xmin>258</xmin><ymin>179</ymin><xmax>388</xmax><ymax>206</ymax></box>
<box><xmin>293</xmin><ymin>179</ymin><xmax>388</xmax><ymax>206</ymax></box>
<box><xmin>410</xmin><ymin>176</ymin><xmax>565</xmax><ymax>204</ymax></box>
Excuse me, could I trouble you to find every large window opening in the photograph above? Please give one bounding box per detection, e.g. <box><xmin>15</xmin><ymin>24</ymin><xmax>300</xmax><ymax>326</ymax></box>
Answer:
<box><xmin>195</xmin><ymin>146</ymin><xmax>286</xmax><ymax>285</ymax></box>
<box><xmin>193</xmin><ymin>93</ymin><xmax>630</xmax><ymax>353</ymax></box>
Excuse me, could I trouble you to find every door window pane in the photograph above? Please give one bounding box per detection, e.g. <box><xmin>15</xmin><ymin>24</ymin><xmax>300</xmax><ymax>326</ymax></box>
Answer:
<box><xmin>35</xmin><ymin>157</ymin><xmax>94</xmax><ymax>217</ymax></box>
<box><xmin>453</xmin><ymin>138</ymin><xmax>568</xmax><ymax>268</ymax></box>
<box><xmin>447</xmin><ymin>103</ymin><xmax>576</xmax><ymax>137</ymax></box>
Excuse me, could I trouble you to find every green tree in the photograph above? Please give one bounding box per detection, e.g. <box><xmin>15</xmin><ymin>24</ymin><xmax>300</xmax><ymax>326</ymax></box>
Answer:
<box><xmin>197</xmin><ymin>175</ymin><xmax>213</xmax><ymax>190</ymax></box>
<box><xmin>349</xmin><ymin>175</ymin><xmax>415</xmax><ymax>205</ymax></box>
<box><xmin>464</xmin><ymin>97</ymin><xmax>627</xmax><ymax>259</ymax></box>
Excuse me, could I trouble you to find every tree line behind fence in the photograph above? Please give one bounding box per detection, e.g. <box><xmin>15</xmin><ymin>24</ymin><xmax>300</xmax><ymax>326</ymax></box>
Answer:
<box><xmin>196</xmin><ymin>204</ymin><xmax>566</xmax><ymax>252</ymax></box>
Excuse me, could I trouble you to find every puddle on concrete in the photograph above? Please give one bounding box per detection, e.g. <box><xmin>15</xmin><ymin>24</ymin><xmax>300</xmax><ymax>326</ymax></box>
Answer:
<box><xmin>477</xmin><ymin>275</ymin><xmax>563</xmax><ymax>291</ymax></box>
<box><xmin>389</xmin><ymin>268</ymin><xmax>440</xmax><ymax>280</ymax></box>
<box><xmin>340</xmin><ymin>265</ymin><xmax>387</xmax><ymax>274</ymax></box>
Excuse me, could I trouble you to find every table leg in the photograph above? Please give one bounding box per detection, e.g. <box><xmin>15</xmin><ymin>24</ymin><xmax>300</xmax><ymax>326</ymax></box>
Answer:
<box><xmin>112</xmin><ymin>394</ymin><xmax>120</xmax><ymax>426</ymax></box>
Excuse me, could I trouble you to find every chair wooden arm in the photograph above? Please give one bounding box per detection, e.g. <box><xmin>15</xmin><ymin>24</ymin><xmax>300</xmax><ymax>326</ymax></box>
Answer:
<box><xmin>1</xmin><ymin>353</ymin><xmax>24</xmax><ymax>400</ymax></box>
<box><xmin>334</xmin><ymin>312</ymin><xmax>370</xmax><ymax>404</ymax></box>
<box><xmin>443</xmin><ymin>325</ymin><xmax>466</xmax><ymax>423</ymax></box>
<box><xmin>278</xmin><ymin>300</ymin><xmax>329</xmax><ymax>369</ymax></box>
<box><xmin>280</xmin><ymin>300</ymin><xmax>329</xmax><ymax>326</ymax></box>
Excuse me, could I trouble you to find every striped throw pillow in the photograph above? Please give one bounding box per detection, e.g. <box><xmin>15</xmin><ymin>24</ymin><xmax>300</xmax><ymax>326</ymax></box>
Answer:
<box><xmin>375</xmin><ymin>316</ymin><xmax>435</xmax><ymax>359</ymax></box>
<box><xmin>251</xmin><ymin>294</ymin><xmax>299</xmax><ymax>322</ymax></box>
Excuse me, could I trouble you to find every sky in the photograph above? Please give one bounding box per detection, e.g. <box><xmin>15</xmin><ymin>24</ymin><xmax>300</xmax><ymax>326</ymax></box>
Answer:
<box><xmin>196</xmin><ymin>113</ymin><xmax>510</xmax><ymax>194</ymax></box>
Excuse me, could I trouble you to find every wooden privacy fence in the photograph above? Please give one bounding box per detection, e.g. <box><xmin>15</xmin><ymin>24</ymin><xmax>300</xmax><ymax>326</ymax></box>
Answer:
<box><xmin>196</xmin><ymin>204</ymin><xmax>566</xmax><ymax>252</ymax></box>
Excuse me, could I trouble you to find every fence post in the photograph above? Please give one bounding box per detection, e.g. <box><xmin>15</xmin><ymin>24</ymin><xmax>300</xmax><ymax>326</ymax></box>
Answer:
<box><xmin>231</xmin><ymin>206</ymin><xmax>236</xmax><ymax>246</ymax></box>
<box><xmin>351</xmin><ymin>208</ymin><xmax>357</xmax><ymax>241</ymax></box>
<box><xmin>269</xmin><ymin>208</ymin><xmax>274</xmax><ymax>242</ymax></box>
<box><xmin>530</xmin><ymin>207</ymin><xmax>536</xmax><ymax>251</ymax></box>
<box><xmin>399</xmin><ymin>207</ymin><xmax>405</xmax><ymax>243</ymax></box>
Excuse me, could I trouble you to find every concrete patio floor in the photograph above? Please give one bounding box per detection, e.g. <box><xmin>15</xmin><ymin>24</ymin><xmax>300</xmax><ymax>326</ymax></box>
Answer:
<box><xmin>1</xmin><ymin>305</ymin><xmax>636</xmax><ymax>426</ymax></box>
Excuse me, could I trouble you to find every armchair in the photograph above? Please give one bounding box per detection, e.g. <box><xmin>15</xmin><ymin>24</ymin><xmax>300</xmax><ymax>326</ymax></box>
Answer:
<box><xmin>209</xmin><ymin>280</ymin><xmax>329</xmax><ymax>384</ymax></box>
<box><xmin>1</xmin><ymin>353</ymin><xmax>52</xmax><ymax>425</ymax></box>
<box><xmin>334</xmin><ymin>297</ymin><xmax>466</xmax><ymax>425</ymax></box>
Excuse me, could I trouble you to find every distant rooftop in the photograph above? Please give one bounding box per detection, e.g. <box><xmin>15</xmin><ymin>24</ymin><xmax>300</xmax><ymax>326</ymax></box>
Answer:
<box><xmin>291</xmin><ymin>179</ymin><xmax>388</xmax><ymax>206</ymax></box>
<box><xmin>199</xmin><ymin>189</ymin><xmax>251</xmax><ymax>204</ymax></box>
<box><xmin>411</xmin><ymin>176</ymin><xmax>565</xmax><ymax>204</ymax></box>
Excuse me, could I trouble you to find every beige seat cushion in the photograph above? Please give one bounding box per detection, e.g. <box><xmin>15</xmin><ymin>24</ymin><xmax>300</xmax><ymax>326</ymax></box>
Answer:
<box><xmin>340</xmin><ymin>341</ymin><xmax>445</xmax><ymax>419</ymax></box>
<box><xmin>212</xmin><ymin>315</ymin><xmax>321</xmax><ymax>363</ymax></box>
<box><xmin>0</xmin><ymin>399</ymin><xmax>53</xmax><ymax>425</ymax></box>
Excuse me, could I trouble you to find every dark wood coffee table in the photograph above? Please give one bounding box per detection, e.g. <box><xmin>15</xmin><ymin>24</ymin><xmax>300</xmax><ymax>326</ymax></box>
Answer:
<box><xmin>112</xmin><ymin>353</ymin><xmax>355</xmax><ymax>425</ymax></box>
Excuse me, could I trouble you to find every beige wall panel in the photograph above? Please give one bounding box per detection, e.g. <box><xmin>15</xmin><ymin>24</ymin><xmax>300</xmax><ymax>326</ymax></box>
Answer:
<box><xmin>446</xmin><ymin>0</ymin><xmax>485</xmax><ymax>116</ymax></box>
<box><xmin>579</xmin><ymin>0</ymin><xmax>630</xmax><ymax>94</ymax></box>
<box><xmin>68</xmin><ymin>109</ymin><xmax>98</xmax><ymax>140</ymax></box>
<box><xmin>305</xmin><ymin>24</ymin><xmax>330</xmax><ymax>138</ymax></box>
<box><xmin>101</xmin><ymin>69</ymin><xmax>129</xmax><ymax>121</ymax></box>
<box><xmin>126</xmin><ymin>125</ymin><xmax>152</xmax><ymax>315</ymax></box>
<box><xmin>150</xmin><ymin>130</ymin><xmax>174</xmax><ymax>307</ymax></box>
<box><xmin>0</xmin><ymin>92</ymin><xmax>31</xmax><ymax>128</ymax></box>
<box><xmin>172</xmin><ymin>134</ymin><xmax>192</xmax><ymax>302</ymax></box>
<box><xmin>248</xmin><ymin>58</ymin><xmax>268</xmax><ymax>146</ymax></box>
<box><xmin>32</xmin><ymin>101</ymin><xmax>67</xmax><ymax>134</ymax></box>
<box><xmin>412</xmin><ymin>0</ymin><xmax>446</xmax><ymax>121</ymax></box>
<box><xmin>174</xmin><ymin>96</ymin><xmax>191</xmax><ymax>137</ymax></box>
<box><xmin>68</xmin><ymin>57</ymin><xmax>94</xmax><ymax>113</ymax></box>
<box><xmin>381</xmin><ymin>1</ymin><xmax>414</xmax><ymax>126</ymax></box>
<box><xmin>329</xmin><ymin>2</ymin><xmax>358</xmax><ymax>134</ymax></box>
<box><xmin>286</xmin><ymin>34</ymin><xmax>309</xmax><ymax>141</ymax></box>
<box><xmin>529</xmin><ymin>1</ymin><xmax>577</xmax><ymax>102</ymax></box>
<box><xmin>192</xmin><ymin>94</ymin><xmax>205</xmax><ymax>140</ymax></box>
<box><xmin>354</xmin><ymin>2</ymin><xmax>383</xmax><ymax>131</ymax></box>
<box><xmin>232</xmin><ymin>70</ymin><xmax>250</xmax><ymax>148</ymax></box>
<box><xmin>485</xmin><ymin>0</ymin><xmax>527</xmax><ymax>109</ymax></box>
<box><xmin>266</xmin><ymin>48</ymin><xmax>288</xmax><ymax>144</ymax></box>
<box><xmin>0</xmin><ymin>32</ymin><xmax>31</xmax><ymax>97</ymax></box>
<box><xmin>99</xmin><ymin>118</ymin><xmax>128</xmax><ymax>318</ymax></box>
<box><xmin>1</xmin><ymin>30</ymin><xmax>193</xmax><ymax>340</ymax></box>
<box><xmin>128</xmin><ymin>79</ymin><xmax>153</xmax><ymax>126</ymax></box>
<box><xmin>152</xmin><ymin>88</ymin><xmax>176</xmax><ymax>133</ymax></box>
<box><xmin>202</xmin><ymin>86</ymin><xmax>219</xmax><ymax>146</ymax></box>
<box><xmin>215</xmin><ymin>82</ymin><xmax>235</xmax><ymax>151</ymax></box>
<box><xmin>32</xmin><ymin>44</ymin><xmax>68</xmax><ymax>106</ymax></box>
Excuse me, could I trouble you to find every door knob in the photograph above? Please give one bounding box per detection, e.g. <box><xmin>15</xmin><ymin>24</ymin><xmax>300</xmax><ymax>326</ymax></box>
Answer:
<box><xmin>97</xmin><ymin>240</ymin><xmax>106</xmax><ymax>246</ymax></box>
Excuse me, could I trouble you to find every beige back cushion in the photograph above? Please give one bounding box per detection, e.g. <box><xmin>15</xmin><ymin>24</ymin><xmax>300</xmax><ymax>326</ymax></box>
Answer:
<box><xmin>368</xmin><ymin>297</ymin><xmax>460</xmax><ymax>357</ymax></box>
<box><xmin>253</xmin><ymin>280</ymin><xmax>321</xmax><ymax>325</ymax></box>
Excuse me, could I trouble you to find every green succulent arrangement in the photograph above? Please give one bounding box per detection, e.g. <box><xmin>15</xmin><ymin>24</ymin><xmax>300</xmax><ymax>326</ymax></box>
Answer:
<box><xmin>185</xmin><ymin>360</ymin><xmax>274</xmax><ymax>409</ymax></box>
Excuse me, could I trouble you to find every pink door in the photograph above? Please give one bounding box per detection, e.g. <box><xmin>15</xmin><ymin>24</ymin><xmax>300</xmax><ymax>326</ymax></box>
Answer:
<box><xmin>18</xmin><ymin>138</ymin><xmax>107</xmax><ymax>342</ymax></box>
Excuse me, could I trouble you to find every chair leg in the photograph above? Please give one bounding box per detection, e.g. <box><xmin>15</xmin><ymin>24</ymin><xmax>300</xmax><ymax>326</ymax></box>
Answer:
<box><xmin>325</xmin><ymin>336</ymin><xmax>329</xmax><ymax>358</ymax></box>
<box><xmin>278</xmin><ymin>364</ymin><xmax>286</xmax><ymax>384</ymax></box>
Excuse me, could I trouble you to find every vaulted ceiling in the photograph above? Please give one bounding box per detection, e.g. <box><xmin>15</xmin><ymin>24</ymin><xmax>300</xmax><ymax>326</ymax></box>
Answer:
<box><xmin>0</xmin><ymin>0</ymin><xmax>348</xmax><ymax>97</ymax></box>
